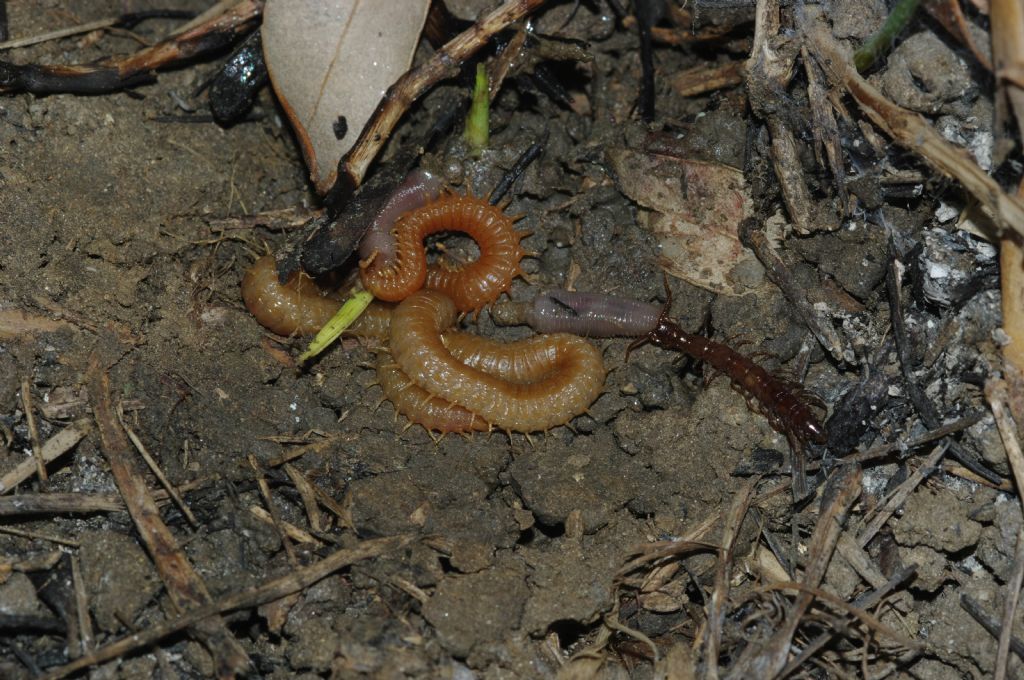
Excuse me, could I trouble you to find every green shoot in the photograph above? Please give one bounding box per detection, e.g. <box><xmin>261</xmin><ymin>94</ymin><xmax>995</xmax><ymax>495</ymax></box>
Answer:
<box><xmin>465</xmin><ymin>63</ymin><xmax>489</xmax><ymax>157</ymax></box>
<box><xmin>853</xmin><ymin>0</ymin><xmax>922</xmax><ymax>73</ymax></box>
<box><xmin>298</xmin><ymin>289</ymin><xmax>373</xmax><ymax>364</ymax></box>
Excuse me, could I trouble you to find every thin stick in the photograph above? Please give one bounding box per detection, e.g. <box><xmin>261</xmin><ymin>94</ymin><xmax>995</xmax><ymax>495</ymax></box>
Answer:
<box><xmin>70</xmin><ymin>554</ymin><xmax>92</xmax><ymax>658</ymax></box>
<box><xmin>20</xmin><ymin>378</ymin><xmax>46</xmax><ymax>484</ymax></box>
<box><xmin>779</xmin><ymin>564</ymin><xmax>916</xmax><ymax>676</ymax></box>
<box><xmin>339</xmin><ymin>0</ymin><xmax>549</xmax><ymax>189</ymax></box>
<box><xmin>249</xmin><ymin>454</ymin><xmax>297</xmax><ymax>565</ymax></box>
<box><xmin>728</xmin><ymin>464</ymin><xmax>863</xmax><ymax>678</ymax></box>
<box><xmin>987</xmin><ymin>379</ymin><xmax>1024</xmax><ymax>495</ymax></box>
<box><xmin>0</xmin><ymin>17</ymin><xmax>120</xmax><ymax>50</ymax></box>
<box><xmin>855</xmin><ymin>441</ymin><xmax>950</xmax><ymax>548</ymax></box>
<box><xmin>744</xmin><ymin>225</ymin><xmax>847</xmax><ymax>363</ymax></box>
<box><xmin>835</xmin><ymin>413</ymin><xmax>982</xmax><ymax>465</ymax></box>
<box><xmin>961</xmin><ymin>594</ymin><xmax>1024</xmax><ymax>661</ymax></box>
<box><xmin>39</xmin><ymin>534</ymin><xmax>414</xmax><ymax>680</ymax></box>
<box><xmin>804</xmin><ymin>10</ymin><xmax>1024</xmax><ymax>239</ymax></box>
<box><xmin>998</xmin><ymin>528</ymin><xmax>1024</xmax><ymax>680</ymax></box>
<box><xmin>986</xmin><ymin>378</ymin><xmax>1024</xmax><ymax>679</ymax></box>
<box><xmin>702</xmin><ymin>477</ymin><xmax>760</xmax><ymax>680</ymax></box>
<box><xmin>0</xmin><ymin>0</ymin><xmax>261</xmax><ymax>95</ymax></box>
<box><xmin>88</xmin><ymin>355</ymin><xmax>250</xmax><ymax>676</ymax></box>
<box><xmin>993</xmin><ymin>0</ymin><xmax>1024</xmax><ymax>426</ymax></box>
<box><xmin>117</xmin><ymin>403</ymin><xmax>197</xmax><ymax>527</ymax></box>
<box><xmin>283</xmin><ymin>463</ymin><xmax>323</xmax><ymax>533</ymax></box>
<box><xmin>0</xmin><ymin>493</ymin><xmax>125</xmax><ymax>516</ymax></box>
<box><xmin>0</xmin><ymin>419</ymin><xmax>90</xmax><ymax>493</ymax></box>
<box><xmin>0</xmin><ymin>525</ymin><xmax>78</xmax><ymax>547</ymax></box>
<box><xmin>248</xmin><ymin>506</ymin><xmax>321</xmax><ymax>545</ymax></box>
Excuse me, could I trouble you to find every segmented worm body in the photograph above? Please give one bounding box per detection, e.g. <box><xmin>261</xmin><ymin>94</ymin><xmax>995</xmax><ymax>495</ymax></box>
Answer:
<box><xmin>358</xmin><ymin>168</ymin><xmax>444</xmax><ymax>266</ymax></box>
<box><xmin>389</xmin><ymin>290</ymin><xmax>605</xmax><ymax>432</ymax></box>
<box><xmin>491</xmin><ymin>289</ymin><xmax>662</xmax><ymax>336</ymax></box>
<box><xmin>494</xmin><ymin>289</ymin><xmax>827</xmax><ymax>445</ymax></box>
<box><xmin>359</xmin><ymin>192</ymin><xmax>527</xmax><ymax>312</ymax></box>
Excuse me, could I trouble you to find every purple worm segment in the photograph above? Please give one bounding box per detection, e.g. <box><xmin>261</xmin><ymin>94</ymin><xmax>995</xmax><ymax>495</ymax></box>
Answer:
<box><xmin>358</xmin><ymin>167</ymin><xmax>445</xmax><ymax>264</ymax></box>
<box><xmin>491</xmin><ymin>289</ymin><xmax>662</xmax><ymax>337</ymax></box>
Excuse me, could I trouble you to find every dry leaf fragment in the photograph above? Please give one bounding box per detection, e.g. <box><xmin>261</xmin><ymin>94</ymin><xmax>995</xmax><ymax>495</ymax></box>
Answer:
<box><xmin>263</xmin><ymin>0</ymin><xmax>431</xmax><ymax>193</ymax></box>
<box><xmin>606</xmin><ymin>147</ymin><xmax>759</xmax><ymax>296</ymax></box>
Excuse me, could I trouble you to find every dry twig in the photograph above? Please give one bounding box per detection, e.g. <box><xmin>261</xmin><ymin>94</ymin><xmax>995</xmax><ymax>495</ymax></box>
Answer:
<box><xmin>804</xmin><ymin>9</ymin><xmax>1024</xmax><ymax>238</ymax></box>
<box><xmin>41</xmin><ymin>534</ymin><xmax>415</xmax><ymax>680</ymax></box>
<box><xmin>87</xmin><ymin>353</ymin><xmax>250</xmax><ymax>677</ymax></box>
<box><xmin>702</xmin><ymin>478</ymin><xmax>760</xmax><ymax>680</ymax></box>
<box><xmin>727</xmin><ymin>464</ymin><xmax>862</xmax><ymax>678</ymax></box>
<box><xmin>986</xmin><ymin>378</ymin><xmax>1024</xmax><ymax>679</ymax></box>
<box><xmin>0</xmin><ymin>419</ymin><xmax>90</xmax><ymax>493</ymax></box>
<box><xmin>335</xmin><ymin>0</ymin><xmax>549</xmax><ymax>192</ymax></box>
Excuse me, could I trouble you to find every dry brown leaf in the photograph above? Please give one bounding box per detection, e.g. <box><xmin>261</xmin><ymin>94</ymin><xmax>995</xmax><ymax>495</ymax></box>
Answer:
<box><xmin>606</xmin><ymin>148</ymin><xmax>757</xmax><ymax>296</ymax></box>
<box><xmin>263</xmin><ymin>0</ymin><xmax>431</xmax><ymax>193</ymax></box>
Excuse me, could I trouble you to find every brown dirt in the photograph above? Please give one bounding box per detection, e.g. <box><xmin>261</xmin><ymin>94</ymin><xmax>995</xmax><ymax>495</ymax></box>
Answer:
<box><xmin>0</xmin><ymin>1</ymin><xmax>1016</xmax><ymax>678</ymax></box>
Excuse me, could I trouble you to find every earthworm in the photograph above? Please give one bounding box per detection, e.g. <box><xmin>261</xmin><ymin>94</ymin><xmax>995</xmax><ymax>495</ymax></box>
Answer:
<box><xmin>388</xmin><ymin>290</ymin><xmax>605</xmax><ymax>432</ymax></box>
<box><xmin>491</xmin><ymin>289</ymin><xmax>662</xmax><ymax>337</ymax></box>
<box><xmin>358</xmin><ymin>168</ymin><xmax>444</xmax><ymax>267</ymax></box>
<box><xmin>494</xmin><ymin>289</ymin><xmax>826</xmax><ymax>444</ymax></box>
<box><xmin>359</xmin><ymin>192</ymin><xmax>527</xmax><ymax>312</ymax></box>
<box><xmin>241</xmin><ymin>254</ymin><xmax>343</xmax><ymax>336</ymax></box>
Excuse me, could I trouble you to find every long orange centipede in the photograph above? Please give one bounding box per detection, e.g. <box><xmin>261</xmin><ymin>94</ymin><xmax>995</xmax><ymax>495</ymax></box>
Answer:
<box><xmin>388</xmin><ymin>290</ymin><xmax>605</xmax><ymax>433</ymax></box>
<box><xmin>359</xmin><ymin>192</ymin><xmax>528</xmax><ymax>313</ymax></box>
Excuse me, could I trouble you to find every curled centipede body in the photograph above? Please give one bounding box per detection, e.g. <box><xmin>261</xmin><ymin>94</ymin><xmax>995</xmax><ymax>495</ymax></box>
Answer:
<box><xmin>389</xmin><ymin>290</ymin><xmax>605</xmax><ymax>433</ymax></box>
<box><xmin>241</xmin><ymin>254</ymin><xmax>343</xmax><ymax>336</ymax></box>
<box><xmin>360</xmin><ymin>192</ymin><xmax>528</xmax><ymax>312</ymax></box>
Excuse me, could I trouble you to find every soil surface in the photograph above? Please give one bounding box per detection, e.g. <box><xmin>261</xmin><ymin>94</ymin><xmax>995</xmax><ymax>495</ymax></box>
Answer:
<box><xmin>0</xmin><ymin>1</ymin><xmax>1016</xmax><ymax>678</ymax></box>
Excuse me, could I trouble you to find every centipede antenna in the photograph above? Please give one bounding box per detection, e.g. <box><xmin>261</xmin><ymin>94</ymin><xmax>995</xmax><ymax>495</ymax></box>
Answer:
<box><xmin>625</xmin><ymin>336</ymin><xmax>649</xmax><ymax>362</ymax></box>
<box><xmin>358</xmin><ymin>249</ymin><xmax>380</xmax><ymax>269</ymax></box>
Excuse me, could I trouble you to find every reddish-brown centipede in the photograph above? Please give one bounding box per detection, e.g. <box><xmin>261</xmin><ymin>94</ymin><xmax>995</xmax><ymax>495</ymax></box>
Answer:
<box><xmin>630</xmin><ymin>310</ymin><xmax>827</xmax><ymax>446</ymax></box>
<box><xmin>493</xmin><ymin>287</ymin><xmax>828</xmax><ymax>446</ymax></box>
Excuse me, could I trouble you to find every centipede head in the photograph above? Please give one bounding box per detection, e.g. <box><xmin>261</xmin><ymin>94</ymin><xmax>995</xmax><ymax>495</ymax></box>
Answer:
<box><xmin>795</xmin><ymin>417</ymin><xmax>828</xmax><ymax>446</ymax></box>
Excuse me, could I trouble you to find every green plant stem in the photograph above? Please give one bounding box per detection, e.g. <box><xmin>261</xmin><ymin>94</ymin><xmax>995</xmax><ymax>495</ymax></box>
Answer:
<box><xmin>853</xmin><ymin>0</ymin><xmax>922</xmax><ymax>73</ymax></box>
<box><xmin>465</xmin><ymin>62</ymin><xmax>489</xmax><ymax>157</ymax></box>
